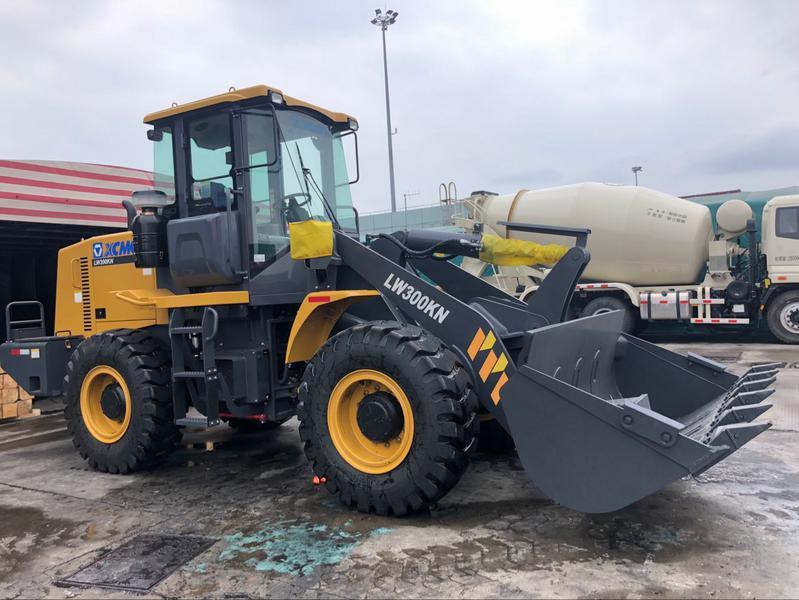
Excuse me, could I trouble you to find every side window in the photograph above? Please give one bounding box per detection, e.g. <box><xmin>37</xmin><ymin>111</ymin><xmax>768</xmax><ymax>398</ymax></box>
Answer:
<box><xmin>776</xmin><ymin>207</ymin><xmax>799</xmax><ymax>240</ymax></box>
<box><xmin>243</xmin><ymin>111</ymin><xmax>276</xmax><ymax>211</ymax></box>
<box><xmin>187</xmin><ymin>113</ymin><xmax>234</xmax><ymax>214</ymax></box>
<box><xmin>152</xmin><ymin>129</ymin><xmax>176</xmax><ymax>202</ymax></box>
<box><xmin>332</xmin><ymin>134</ymin><xmax>357</xmax><ymax>231</ymax></box>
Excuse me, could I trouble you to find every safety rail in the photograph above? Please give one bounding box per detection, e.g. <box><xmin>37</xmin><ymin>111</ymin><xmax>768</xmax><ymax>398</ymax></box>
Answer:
<box><xmin>5</xmin><ymin>301</ymin><xmax>45</xmax><ymax>341</ymax></box>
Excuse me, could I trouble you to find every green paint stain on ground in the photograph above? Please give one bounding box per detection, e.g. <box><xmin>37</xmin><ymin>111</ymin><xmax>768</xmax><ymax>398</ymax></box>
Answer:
<box><xmin>219</xmin><ymin>520</ymin><xmax>386</xmax><ymax>576</ymax></box>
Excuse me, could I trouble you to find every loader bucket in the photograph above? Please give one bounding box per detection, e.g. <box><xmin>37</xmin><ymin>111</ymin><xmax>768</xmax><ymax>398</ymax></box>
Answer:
<box><xmin>500</xmin><ymin>311</ymin><xmax>777</xmax><ymax>513</ymax></box>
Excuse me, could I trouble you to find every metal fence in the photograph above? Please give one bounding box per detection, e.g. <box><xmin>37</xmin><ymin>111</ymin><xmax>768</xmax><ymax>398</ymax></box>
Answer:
<box><xmin>358</xmin><ymin>201</ymin><xmax>468</xmax><ymax>235</ymax></box>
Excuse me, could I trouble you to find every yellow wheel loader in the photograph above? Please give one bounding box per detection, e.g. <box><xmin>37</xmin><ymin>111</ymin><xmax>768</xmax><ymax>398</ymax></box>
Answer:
<box><xmin>0</xmin><ymin>86</ymin><xmax>778</xmax><ymax>514</ymax></box>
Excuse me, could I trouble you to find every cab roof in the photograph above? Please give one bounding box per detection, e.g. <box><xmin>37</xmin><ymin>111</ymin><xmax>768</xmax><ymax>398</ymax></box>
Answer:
<box><xmin>143</xmin><ymin>84</ymin><xmax>354</xmax><ymax>125</ymax></box>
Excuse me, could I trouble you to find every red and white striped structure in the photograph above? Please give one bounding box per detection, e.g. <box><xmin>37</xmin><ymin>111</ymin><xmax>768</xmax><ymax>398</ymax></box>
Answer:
<box><xmin>0</xmin><ymin>160</ymin><xmax>153</xmax><ymax>228</ymax></box>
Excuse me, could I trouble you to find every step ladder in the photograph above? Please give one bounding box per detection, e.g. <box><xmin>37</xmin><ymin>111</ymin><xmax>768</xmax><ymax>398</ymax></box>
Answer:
<box><xmin>169</xmin><ymin>306</ymin><xmax>226</xmax><ymax>428</ymax></box>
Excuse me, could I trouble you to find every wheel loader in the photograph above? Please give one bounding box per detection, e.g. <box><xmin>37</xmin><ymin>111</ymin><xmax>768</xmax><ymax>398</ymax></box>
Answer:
<box><xmin>0</xmin><ymin>85</ymin><xmax>778</xmax><ymax>515</ymax></box>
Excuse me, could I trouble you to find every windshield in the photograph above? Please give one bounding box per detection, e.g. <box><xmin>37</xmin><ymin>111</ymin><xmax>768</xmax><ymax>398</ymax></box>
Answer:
<box><xmin>275</xmin><ymin>110</ymin><xmax>356</xmax><ymax>230</ymax></box>
<box><xmin>246</xmin><ymin>108</ymin><xmax>357</xmax><ymax>270</ymax></box>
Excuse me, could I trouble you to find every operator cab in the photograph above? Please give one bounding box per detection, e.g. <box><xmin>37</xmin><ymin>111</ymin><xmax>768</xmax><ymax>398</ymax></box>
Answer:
<box><xmin>136</xmin><ymin>85</ymin><xmax>359</xmax><ymax>293</ymax></box>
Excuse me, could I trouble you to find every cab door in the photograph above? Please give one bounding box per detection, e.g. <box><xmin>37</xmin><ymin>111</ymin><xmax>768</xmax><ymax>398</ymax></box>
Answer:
<box><xmin>763</xmin><ymin>196</ymin><xmax>799</xmax><ymax>282</ymax></box>
<box><xmin>166</xmin><ymin>110</ymin><xmax>246</xmax><ymax>289</ymax></box>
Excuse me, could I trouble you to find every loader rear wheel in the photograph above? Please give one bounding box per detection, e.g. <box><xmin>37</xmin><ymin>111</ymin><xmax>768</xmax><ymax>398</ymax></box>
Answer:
<box><xmin>298</xmin><ymin>321</ymin><xmax>478</xmax><ymax>516</ymax></box>
<box><xmin>64</xmin><ymin>330</ymin><xmax>179</xmax><ymax>474</ymax></box>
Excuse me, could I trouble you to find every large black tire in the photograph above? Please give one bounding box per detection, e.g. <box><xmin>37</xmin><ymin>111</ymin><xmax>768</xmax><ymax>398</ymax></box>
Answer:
<box><xmin>767</xmin><ymin>290</ymin><xmax>799</xmax><ymax>344</ymax></box>
<box><xmin>581</xmin><ymin>295</ymin><xmax>639</xmax><ymax>334</ymax></box>
<box><xmin>298</xmin><ymin>321</ymin><xmax>478</xmax><ymax>516</ymax></box>
<box><xmin>64</xmin><ymin>329</ymin><xmax>180</xmax><ymax>473</ymax></box>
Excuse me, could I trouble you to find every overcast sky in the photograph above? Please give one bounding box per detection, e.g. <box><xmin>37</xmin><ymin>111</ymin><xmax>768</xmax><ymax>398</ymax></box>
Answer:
<box><xmin>1</xmin><ymin>0</ymin><xmax>798</xmax><ymax>213</ymax></box>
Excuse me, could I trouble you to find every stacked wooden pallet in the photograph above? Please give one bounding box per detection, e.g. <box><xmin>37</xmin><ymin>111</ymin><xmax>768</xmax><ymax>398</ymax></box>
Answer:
<box><xmin>0</xmin><ymin>367</ymin><xmax>39</xmax><ymax>420</ymax></box>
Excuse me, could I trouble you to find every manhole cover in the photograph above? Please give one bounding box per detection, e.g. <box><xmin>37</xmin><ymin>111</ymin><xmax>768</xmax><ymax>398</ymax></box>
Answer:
<box><xmin>59</xmin><ymin>534</ymin><xmax>215</xmax><ymax>592</ymax></box>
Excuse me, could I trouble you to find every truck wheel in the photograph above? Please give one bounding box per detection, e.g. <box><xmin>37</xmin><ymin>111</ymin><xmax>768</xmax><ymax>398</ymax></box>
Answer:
<box><xmin>64</xmin><ymin>330</ymin><xmax>180</xmax><ymax>473</ymax></box>
<box><xmin>297</xmin><ymin>321</ymin><xmax>478</xmax><ymax>516</ymax></box>
<box><xmin>581</xmin><ymin>296</ymin><xmax>639</xmax><ymax>334</ymax></box>
<box><xmin>767</xmin><ymin>290</ymin><xmax>799</xmax><ymax>344</ymax></box>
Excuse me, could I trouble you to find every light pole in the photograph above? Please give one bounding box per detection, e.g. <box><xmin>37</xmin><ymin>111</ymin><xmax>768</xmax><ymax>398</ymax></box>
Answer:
<box><xmin>632</xmin><ymin>166</ymin><xmax>643</xmax><ymax>186</ymax></box>
<box><xmin>371</xmin><ymin>8</ymin><xmax>399</xmax><ymax>212</ymax></box>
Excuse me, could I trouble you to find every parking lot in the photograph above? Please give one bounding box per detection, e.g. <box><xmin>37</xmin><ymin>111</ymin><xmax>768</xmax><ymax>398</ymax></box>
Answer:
<box><xmin>0</xmin><ymin>339</ymin><xmax>796</xmax><ymax>599</ymax></box>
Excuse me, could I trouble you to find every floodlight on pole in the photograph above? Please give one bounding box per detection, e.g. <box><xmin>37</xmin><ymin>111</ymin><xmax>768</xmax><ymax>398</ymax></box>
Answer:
<box><xmin>632</xmin><ymin>166</ymin><xmax>643</xmax><ymax>186</ymax></box>
<box><xmin>371</xmin><ymin>8</ymin><xmax>399</xmax><ymax>212</ymax></box>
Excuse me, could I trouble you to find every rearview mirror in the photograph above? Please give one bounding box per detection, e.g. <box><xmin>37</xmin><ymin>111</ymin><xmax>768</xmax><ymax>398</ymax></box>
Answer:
<box><xmin>336</xmin><ymin>130</ymin><xmax>360</xmax><ymax>185</ymax></box>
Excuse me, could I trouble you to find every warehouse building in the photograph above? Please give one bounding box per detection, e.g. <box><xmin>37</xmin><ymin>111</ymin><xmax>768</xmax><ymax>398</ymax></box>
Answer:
<box><xmin>0</xmin><ymin>160</ymin><xmax>149</xmax><ymax>337</ymax></box>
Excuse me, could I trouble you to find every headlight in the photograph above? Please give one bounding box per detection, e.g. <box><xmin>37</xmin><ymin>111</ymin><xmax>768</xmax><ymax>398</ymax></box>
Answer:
<box><xmin>348</xmin><ymin>118</ymin><xmax>359</xmax><ymax>131</ymax></box>
<box><xmin>270</xmin><ymin>92</ymin><xmax>284</xmax><ymax>104</ymax></box>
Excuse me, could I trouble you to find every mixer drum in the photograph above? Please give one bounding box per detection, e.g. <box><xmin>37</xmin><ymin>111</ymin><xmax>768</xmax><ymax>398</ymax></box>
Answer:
<box><xmin>479</xmin><ymin>183</ymin><xmax>714</xmax><ymax>286</ymax></box>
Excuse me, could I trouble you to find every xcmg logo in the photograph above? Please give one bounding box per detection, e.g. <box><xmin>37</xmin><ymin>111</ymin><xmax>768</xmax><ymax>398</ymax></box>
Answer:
<box><xmin>92</xmin><ymin>240</ymin><xmax>135</xmax><ymax>267</ymax></box>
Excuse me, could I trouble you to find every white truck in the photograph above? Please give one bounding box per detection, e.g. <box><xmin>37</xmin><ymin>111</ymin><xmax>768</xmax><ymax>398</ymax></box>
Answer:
<box><xmin>455</xmin><ymin>183</ymin><xmax>799</xmax><ymax>343</ymax></box>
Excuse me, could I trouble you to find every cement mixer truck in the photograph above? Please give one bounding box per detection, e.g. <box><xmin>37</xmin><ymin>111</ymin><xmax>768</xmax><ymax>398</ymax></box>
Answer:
<box><xmin>455</xmin><ymin>183</ymin><xmax>799</xmax><ymax>343</ymax></box>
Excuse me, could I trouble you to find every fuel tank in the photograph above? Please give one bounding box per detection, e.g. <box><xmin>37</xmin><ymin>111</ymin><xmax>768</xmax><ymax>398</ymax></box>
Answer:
<box><xmin>476</xmin><ymin>183</ymin><xmax>714</xmax><ymax>286</ymax></box>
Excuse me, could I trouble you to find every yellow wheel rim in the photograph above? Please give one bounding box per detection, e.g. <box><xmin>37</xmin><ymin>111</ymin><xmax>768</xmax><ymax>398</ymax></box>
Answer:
<box><xmin>79</xmin><ymin>365</ymin><xmax>132</xmax><ymax>444</ymax></box>
<box><xmin>328</xmin><ymin>369</ymin><xmax>414</xmax><ymax>474</ymax></box>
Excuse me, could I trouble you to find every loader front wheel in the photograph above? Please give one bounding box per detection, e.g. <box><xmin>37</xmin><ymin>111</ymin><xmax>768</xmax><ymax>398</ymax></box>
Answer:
<box><xmin>298</xmin><ymin>321</ymin><xmax>478</xmax><ymax>516</ymax></box>
<box><xmin>64</xmin><ymin>330</ymin><xmax>179</xmax><ymax>474</ymax></box>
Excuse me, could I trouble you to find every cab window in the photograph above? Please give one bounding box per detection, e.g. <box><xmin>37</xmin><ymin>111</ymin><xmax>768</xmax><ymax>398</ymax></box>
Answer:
<box><xmin>152</xmin><ymin>128</ymin><xmax>176</xmax><ymax>202</ymax></box>
<box><xmin>187</xmin><ymin>113</ymin><xmax>235</xmax><ymax>214</ymax></box>
<box><xmin>776</xmin><ymin>206</ymin><xmax>799</xmax><ymax>240</ymax></box>
<box><xmin>332</xmin><ymin>134</ymin><xmax>357</xmax><ymax>231</ymax></box>
<box><xmin>243</xmin><ymin>110</ymin><xmax>286</xmax><ymax>268</ymax></box>
<box><xmin>275</xmin><ymin>109</ymin><xmax>357</xmax><ymax>229</ymax></box>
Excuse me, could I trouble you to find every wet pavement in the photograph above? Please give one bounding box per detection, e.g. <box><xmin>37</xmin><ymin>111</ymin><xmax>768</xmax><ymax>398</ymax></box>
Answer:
<box><xmin>0</xmin><ymin>341</ymin><xmax>796</xmax><ymax>598</ymax></box>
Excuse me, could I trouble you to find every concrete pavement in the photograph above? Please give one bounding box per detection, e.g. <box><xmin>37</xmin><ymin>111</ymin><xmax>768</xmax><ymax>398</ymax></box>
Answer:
<box><xmin>0</xmin><ymin>341</ymin><xmax>796</xmax><ymax>598</ymax></box>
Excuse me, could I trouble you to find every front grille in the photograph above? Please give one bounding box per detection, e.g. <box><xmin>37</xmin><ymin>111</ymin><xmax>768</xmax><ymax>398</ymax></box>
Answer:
<box><xmin>80</xmin><ymin>257</ymin><xmax>92</xmax><ymax>332</ymax></box>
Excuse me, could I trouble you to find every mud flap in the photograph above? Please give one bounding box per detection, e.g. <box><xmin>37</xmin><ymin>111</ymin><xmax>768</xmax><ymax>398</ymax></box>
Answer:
<box><xmin>499</xmin><ymin>311</ymin><xmax>776</xmax><ymax>513</ymax></box>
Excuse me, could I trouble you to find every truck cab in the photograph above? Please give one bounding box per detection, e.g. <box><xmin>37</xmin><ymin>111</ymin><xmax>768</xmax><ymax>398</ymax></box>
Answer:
<box><xmin>762</xmin><ymin>195</ymin><xmax>799</xmax><ymax>283</ymax></box>
<box><xmin>761</xmin><ymin>195</ymin><xmax>799</xmax><ymax>341</ymax></box>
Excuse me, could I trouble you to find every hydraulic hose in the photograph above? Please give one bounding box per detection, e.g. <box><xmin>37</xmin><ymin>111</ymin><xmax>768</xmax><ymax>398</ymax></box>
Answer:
<box><xmin>376</xmin><ymin>232</ymin><xmax>481</xmax><ymax>258</ymax></box>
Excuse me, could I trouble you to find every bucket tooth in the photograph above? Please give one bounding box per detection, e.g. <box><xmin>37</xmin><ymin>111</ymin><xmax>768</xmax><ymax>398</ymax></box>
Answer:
<box><xmin>724</xmin><ymin>388</ymin><xmax>775</xmax><ymax>409</ymax></box>
<box><xmin>715</xmin><ymin>402</ymin><xmax>773</xmax><ymax>426</ymax></box>
<box><xmin>743</xmin><ymin>363</ymin><xmax>784</xmax><ymax>376</ymax></box>
<box><xmin>741</xmin><ymin>370</ymin><xmax>779</xmax><ymax>387</ymax></box>
<box><xmin>740</xmin><ymin>369</ymin><xmax>779</xmax><ymax>384</ymax></box>
<box><xmin>730</xmin><ymin>375</ymin><xmax>777</xmax><ymax>396</ymax></box>
<box><xmin>706</xmin><ymin>421</ymin><xmax>771</xmax><ymax>450</ymax></box>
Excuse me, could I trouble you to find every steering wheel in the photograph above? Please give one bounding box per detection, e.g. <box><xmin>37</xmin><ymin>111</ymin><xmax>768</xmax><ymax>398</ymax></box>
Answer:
<box><xmin>282</xmin><ymin>192</ymin><xmax>313</xmax><ymax>225</ymax></box>
<box><xmin>282</xmin><ymin>192</ymin><xmax>312</xmax><ymax>207</ymax></box>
